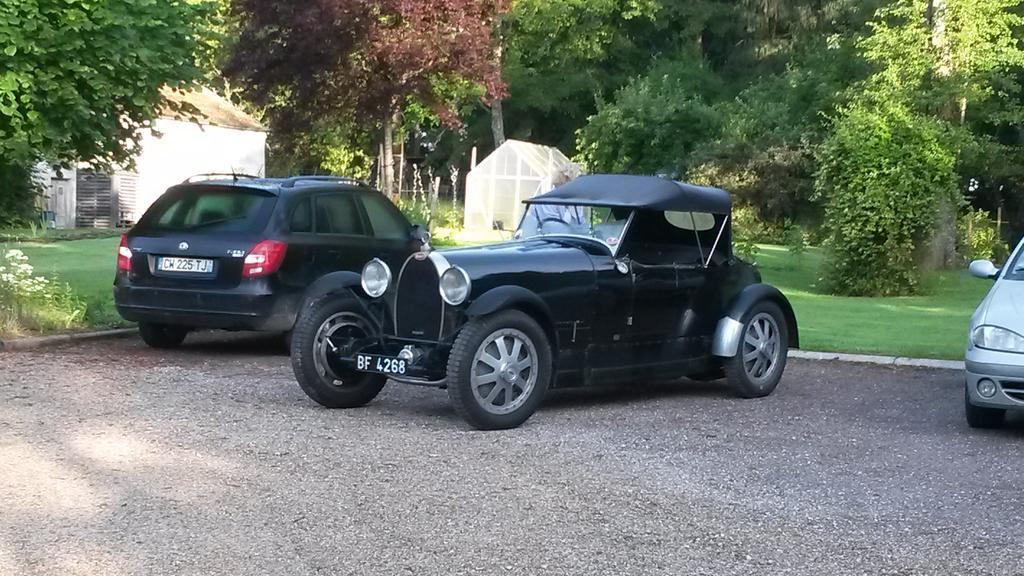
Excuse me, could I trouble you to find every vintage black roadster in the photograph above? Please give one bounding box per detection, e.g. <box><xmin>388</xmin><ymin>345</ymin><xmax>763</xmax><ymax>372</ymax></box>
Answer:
<box><xmin>290</xmin><ymin>174</ymin><xmax>799</xmax><ymax>429</ymax></box>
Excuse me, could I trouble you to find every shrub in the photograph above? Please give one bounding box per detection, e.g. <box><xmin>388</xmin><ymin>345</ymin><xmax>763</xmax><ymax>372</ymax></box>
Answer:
<box><xmin>731</xmin><ymin>204</ymin><xmax>787</xmax><ymax>244</ymax></box>
<box><xmin>784</xmin><ymin>224</ymin><xmax>808</xmax><ymax>258</ymax></box>
<box><xmin>0</xmin><ymin>249</ymin><xmax>86</xmax><ymax>335</ymax></box>
<box><xmin>0</xmin><ymin>161</ymin><xmax>41</xmax><ymax>229</ymax></box>
<box><xmin>957</xmin><ymin>207</ymin><xmax>1010</xmax><ymax>265</ymax></box>
<box><xmin>815</xmin><ymin>104</ymin><xmax>958</xmax><ymax>296</ymax></box>
<box><xmin>575</xmin><ymin>52</ymin><xmax>722</xmax><ymax>175</ymax></box>
<box><xmin>394</xmin><ymin>197</ymin><xmax>463</xmax><ymax>244</ymax></box>
<box><xmin>733</xmin><ymin>237</ymin><xmax>761</xmax><ymax>263</ymax></box>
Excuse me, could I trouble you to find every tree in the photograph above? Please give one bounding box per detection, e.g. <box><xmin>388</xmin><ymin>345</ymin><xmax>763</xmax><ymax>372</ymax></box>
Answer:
<box><xmin>842</xmin><ymin>0</ymin><xmax>1024</xmax><ymax>268</ymax></box>
<box><xmin>0</xmin><ymin>0</ymin><xmax>214</xmax><ymax>225</ymax></box>
<box><xmin>574</xmin><ymin>0</ymin><xmax>879</xmax><ymax>223</ymax></box>
<box><xmin>0</xmin><ymin>0</ymin><xmax>216</xmax><ymax>167</ymax></box>
<box><xmin>225</xmin><ymin>0</ymin><xmax>505</xmax><ymax>196</ymax></box>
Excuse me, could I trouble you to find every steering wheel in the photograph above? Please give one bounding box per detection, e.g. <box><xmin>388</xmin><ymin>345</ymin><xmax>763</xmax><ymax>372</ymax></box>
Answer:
<box><xmin>538</xmin><ymin>217</ymin><xmax>576</xmax><ymax>235</ymax></box>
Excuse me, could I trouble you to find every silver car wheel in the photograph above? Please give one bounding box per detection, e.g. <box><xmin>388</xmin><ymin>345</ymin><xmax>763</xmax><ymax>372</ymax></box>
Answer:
<box><xmin>313</xmin><ymin>312</ymin><xmax>369</xmax><ymax>387</ymax></box>
<box><xmin>741</xmin><ymin>312</ymin><xmax>781</xmax><ymax>384</ymax></box>
<box><xmin>470</xmin><ymin>328</ymin><xmax>538</xmax><ymax>415</ymax></box>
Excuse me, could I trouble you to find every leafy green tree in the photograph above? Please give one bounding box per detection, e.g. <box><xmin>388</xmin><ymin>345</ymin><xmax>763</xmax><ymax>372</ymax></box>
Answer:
<box><xmin>0</xmin><ymin>0</ymin><xmax>216</xmax><ymax>166</ymax></box>
<box><xmin>574</xmin><ymin>0</ymin><xmax>879</xmax><ymax>224</ymax></box>
<box><xmin>818</xmin><ymin>0</ymin><xmax>1024</xmax><ymax>279</ymax></box>
<box><xmin>576</xmin><ymin>52</ymin><xmax>721</xmax><ymax>174</ymax></box>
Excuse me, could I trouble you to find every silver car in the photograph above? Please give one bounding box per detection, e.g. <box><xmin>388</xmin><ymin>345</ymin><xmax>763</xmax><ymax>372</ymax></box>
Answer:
<box><xmin>966</xmin><ymin>240</ymin><xmax>1024</xmax><ymax>428</ymax></box>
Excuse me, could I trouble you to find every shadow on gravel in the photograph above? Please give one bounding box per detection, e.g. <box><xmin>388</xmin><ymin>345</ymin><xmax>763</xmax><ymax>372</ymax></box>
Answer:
<box><xmin>541</xmin><ymin>379</ymin><xmax>726</xmax><ymax>412</ymax></box>
<box><xmin>175</xmin><ymin>331</ymin><xmax>289</xmax><ymax>357</ymax></box>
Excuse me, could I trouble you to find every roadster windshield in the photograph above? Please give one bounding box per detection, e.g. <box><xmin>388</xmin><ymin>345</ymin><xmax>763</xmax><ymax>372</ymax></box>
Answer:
<box><xmin>517</xmin><ymin>204</ymin><xmax>631</xmax><ymax>251</ymax></box>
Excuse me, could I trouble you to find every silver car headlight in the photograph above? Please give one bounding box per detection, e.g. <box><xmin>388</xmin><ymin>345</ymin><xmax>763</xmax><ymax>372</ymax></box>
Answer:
<box><xmin>972</xmin><ymin>325</ymin><xmax>1024</xmax><ymax>354</ymax></box>
<box><xmin>439</xmin><ymin>266</ymin><xmax>471</xmax><ymax>306</ymax></box>
<box><xmin>360</xmin><ymin>258</ymin><xmax>391</xmax><ymax>298</ymax></box>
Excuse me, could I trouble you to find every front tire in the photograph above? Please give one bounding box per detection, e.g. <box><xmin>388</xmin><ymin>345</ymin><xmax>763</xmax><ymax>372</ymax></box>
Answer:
<box><xmin>290</xmin><ymin>295</ymin><xmax>386</xmax><ymax>409</ymax></box>
<box><xmin>447</xmin><ymin>310</ymin><xmax>552</xmax><ymax>430</ymax></box>
<box><xmin>724</xmin><ymin>301</ymin><xmax>789</xmax><ymax>398</ymax></box>
<box><xmin>965</xmin><ymin>387</ymin><xmax>1005</xmax><ymax>429</ymax></box>
<box><xmin>138</xmin><ymin>322</ymin><xmax>188</xmax><ymax>349</ymax></box>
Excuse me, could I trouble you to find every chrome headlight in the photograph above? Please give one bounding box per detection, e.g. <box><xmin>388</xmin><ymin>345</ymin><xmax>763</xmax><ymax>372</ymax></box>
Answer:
<box><xmin>972</xmin><ymin>325</ymin><xmax>1024</xmax><ymax>354</ymax></box>
<box><xmin>360</xmin><ymin>258</ymin><xmax>391</xmax><ymax>298</ymax></box>
<box><xmin>439</xmin><ymin>266</ymin><xmax>471</xmax><ymax>306</ymax></box>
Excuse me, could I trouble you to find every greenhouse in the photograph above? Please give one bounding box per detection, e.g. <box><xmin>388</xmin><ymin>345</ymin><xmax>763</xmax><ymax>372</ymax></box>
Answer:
<box><xmin>463</xmin><ymin>139</ymin><xmax>573</xmax><ymax>230</ymax></box>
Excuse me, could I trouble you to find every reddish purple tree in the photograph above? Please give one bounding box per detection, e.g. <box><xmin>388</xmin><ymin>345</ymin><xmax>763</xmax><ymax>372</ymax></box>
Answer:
<box><xmin>225</xmin><ymin>0</ymin><xmax>506</xmax><ymax>194</ymax></box>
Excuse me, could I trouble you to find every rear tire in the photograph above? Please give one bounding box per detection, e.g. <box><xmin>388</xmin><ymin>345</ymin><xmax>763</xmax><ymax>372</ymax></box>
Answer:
<box><xmin>447</xmin><ymin>310</ymin><xmax>552</xmax><ymax>430</ymax></box>
<box><xmin>724</xmin><ymin>301</ymin><xmax>789</xmax><ymax>398</ymax></box>
<box><xmin>290</xmin><ymin>295</ymin><xmax>386</xmax><ymax>409</ymax></box>
<box><xmin>965</xmin><ymin>387</ymin><xmax>1005</xmax><ymax>429</ymax></box>
<box><xmin>138</xmin><ymin>322</ymin><xmax>188</xmax><ymax>349</ymax></box>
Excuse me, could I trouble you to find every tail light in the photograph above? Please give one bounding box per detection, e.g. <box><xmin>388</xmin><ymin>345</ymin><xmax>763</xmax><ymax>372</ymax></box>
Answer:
<box><xmin>117</xmin><ymin>234</ymin><xmax>132</xmax><ymax>272</ymax></box>
<box><xmin>242</xmin><ymin>240</ymin><xmax>287</xmax><ymax>278</ymax></box>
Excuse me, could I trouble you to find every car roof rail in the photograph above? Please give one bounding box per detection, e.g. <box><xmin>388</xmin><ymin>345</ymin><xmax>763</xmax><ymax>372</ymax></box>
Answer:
<box><xmin>182</xmin><ymin>173</ymin><xmax>261</xmax><ymax>184</ymax></box>
<box><xmin>280</xmin><ymin>175</ymin><xmax>369</xmax><ymax>189</ymax></box>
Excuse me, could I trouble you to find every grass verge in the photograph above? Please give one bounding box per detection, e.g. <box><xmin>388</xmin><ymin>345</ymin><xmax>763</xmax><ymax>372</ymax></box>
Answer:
<box><xmin>0</xmin><ymin>235</ymin><xmax>989</xmax><ymax>359</ymax></box>
<box><xmin>756</xmin><ymin>245</ymin><xmax>987</xmax><ymax>360</ymax></box>
<box><xmin>1</xmin><ymin>237</ymin><xmax>124</xmax><ymax>334</ymax></box>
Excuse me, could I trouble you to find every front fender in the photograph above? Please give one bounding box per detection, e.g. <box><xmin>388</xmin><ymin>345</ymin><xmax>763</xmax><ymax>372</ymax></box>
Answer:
<box><xmin>712</xmin><ymin>283</ymin><xmax>799</xmax><ymax>357</ymax></box>
<box><xmin>465</xmin><ymin>285</ymin><xmax>557</xmax><ymax>349</ymax></box>
<box><xmin>304</xmin><ymin>271</ymin><xmax>363</xmax><ymax>303</ymax></box>
<box><xmin>301</xmin><ymin>271</ymin><xmax>389</xmax><ymax>334</ymax></box>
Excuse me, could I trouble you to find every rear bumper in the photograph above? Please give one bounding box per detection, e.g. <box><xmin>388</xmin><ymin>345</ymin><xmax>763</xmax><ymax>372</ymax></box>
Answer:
<box><xmin>114</xmin><ymin>282</ymin><xmax>299</xmax><ymax>332</ymax></box>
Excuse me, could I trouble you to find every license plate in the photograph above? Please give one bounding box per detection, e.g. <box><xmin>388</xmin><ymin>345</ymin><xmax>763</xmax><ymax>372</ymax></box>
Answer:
<box><xmin>157</xmin><ymin>256</ymin><xmax>214</xmax><ymax>274</ymax></box>
<box><xmin>356</xmin><ymin>353</ymin><xmax>407</xmax><ymax>376</ymax></box>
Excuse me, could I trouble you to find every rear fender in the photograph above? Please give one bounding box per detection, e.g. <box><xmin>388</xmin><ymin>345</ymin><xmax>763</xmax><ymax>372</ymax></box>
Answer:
<box><xmin>712</xmin><ymin>283</ymin><xmax>799</xmax><ymax>357</ymax></box>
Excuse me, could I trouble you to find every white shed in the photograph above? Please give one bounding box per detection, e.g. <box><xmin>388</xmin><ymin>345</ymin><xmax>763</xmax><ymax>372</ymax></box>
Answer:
<box><xmin>463</xmin><ymin>140</ymin><xmax>572</xmax><ymax>231</ymax></box>
<box><xmin>36</xmin><ymin>87</ymin><xmax>266</xmax><ymax>228</ymax></box>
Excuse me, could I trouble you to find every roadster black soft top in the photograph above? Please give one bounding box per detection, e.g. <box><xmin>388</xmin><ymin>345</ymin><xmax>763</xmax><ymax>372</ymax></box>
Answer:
<box><xmin>526</xmin><ymin>174</ymin><xmax>732</xmax><ymax>214</ymax></box>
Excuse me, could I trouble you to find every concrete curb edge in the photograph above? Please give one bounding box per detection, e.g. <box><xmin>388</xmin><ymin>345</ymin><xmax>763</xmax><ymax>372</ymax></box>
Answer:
<box><xmin>0</xmin><ymin>327</ymin><xmax>137</xmax><ymax>351</ymax></box>
<box><xmin>0</xmin><ymin>329</ymin><xmax>966</xmax><ymax>370</ymax></box>
<box><xmin>789</xmin><ymin>349</ymin><xmax>963</xmax><ymax>371</ymax></box>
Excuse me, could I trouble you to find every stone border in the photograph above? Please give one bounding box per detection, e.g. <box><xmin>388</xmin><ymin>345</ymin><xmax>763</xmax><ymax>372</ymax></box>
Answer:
<box><xmin>0</xmin><ymin>328</ymin><xmax>136</xmax><ymax>351</ymax></box>
<box><xmin>789</xmin><ymin>349</ymin><xmax>963</xmax><ymax>371</ymax></box>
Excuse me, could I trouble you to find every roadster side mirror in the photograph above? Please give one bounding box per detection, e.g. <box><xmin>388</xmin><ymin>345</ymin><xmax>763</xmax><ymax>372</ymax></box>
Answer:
<box><xmin>615</xmin><ymin>258</ymin><xmax>630</xmax><ymax>275</ymax></box>
<box><xmin>969</xmin><ymin>259</ymin><xmax>1000</xmax><ymax>280</ymax></box>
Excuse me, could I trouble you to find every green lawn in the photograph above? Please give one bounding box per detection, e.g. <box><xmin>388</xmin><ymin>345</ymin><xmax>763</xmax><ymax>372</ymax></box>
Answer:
<box><xmin>756</xmin><ymin>244</ymin><xmax>988</xmax><ymax>360</ymax></box>
<box><xmin>2</xmin><ymin>236</ymin><xmax>124</xmax><ymax>329</ymax></box>
<box><xmin>0</xmin><ymin>235</ymin><xmax>989</xmax><ymax>359</ymax></box>
<box><xmin>0</xmin><ymin>227</ymin><xmax>121</xmax><ymax>243</ymax></box>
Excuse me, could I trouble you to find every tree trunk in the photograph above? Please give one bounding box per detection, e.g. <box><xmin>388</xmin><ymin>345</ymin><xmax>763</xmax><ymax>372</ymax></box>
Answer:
<box><xmin>490</xmin><ymin>38</ymin><xmax>506</xmax><ymax>148</ymax></box>
<box><xmin>397</xmin><ymin>137</ymin><xmax>405</xmax><ymax>198</ymax></box>
<box><xmin>491</xmin><ymin>98</ymin><xmax>506</xmax><ymax>148</ymax></box>
<box><xmin>925</xmin><ymin>0</ymin><xmax>958</xmax><ymax>269</ymax></box>
<box><xmin>382</xmin><ymin>109</ymin><xmax>398</xmax><ymax>198</ymax></box>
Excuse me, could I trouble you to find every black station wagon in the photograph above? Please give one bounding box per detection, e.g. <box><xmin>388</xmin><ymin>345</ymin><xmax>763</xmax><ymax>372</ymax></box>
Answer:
<box><xmin>114</xmin><ymin>175</ymin><xmax>423</xmax><ymax>348</ymax></box>
<box><xmin>289</xmin><ymin>174</ymin><xmax>799</xmax><ymax>429</ymax></box>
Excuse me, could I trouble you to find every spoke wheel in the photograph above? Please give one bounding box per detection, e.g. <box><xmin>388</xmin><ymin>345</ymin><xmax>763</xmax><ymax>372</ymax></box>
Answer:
<box><xmin>312</xmin><ymin>312</ymin><xmax>370</xmax><ymax>388</ymax></box>
<box><xmin>291</xmin><ymin>295</ymin><xmax>386</xmax><ymax>409</ymax></box>
<box><xmin>725</xmin><ymin>301</ymin><xmax>789</xmax><ymax>399</ymax></box>
<box><xmin>741</xmin><ymin>312</ymin><xmax>782</xmax><ymax>384</ymax></box>
<box><xmin>447</xmin><ymin>310</ymin><xmax>552</xmax><ymax>430</ymax></box>
<box><xmin>470</xmin><ymin>328</ymin><xmax>539</xmax><ymax>415</ymax></box>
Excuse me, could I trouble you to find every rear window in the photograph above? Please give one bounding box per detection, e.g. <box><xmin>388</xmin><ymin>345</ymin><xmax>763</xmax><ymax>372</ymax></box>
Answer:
<box><xmin>138</xmin><ymin>186</ymin><xmax>277</xmax><ymax>233</ymax></box>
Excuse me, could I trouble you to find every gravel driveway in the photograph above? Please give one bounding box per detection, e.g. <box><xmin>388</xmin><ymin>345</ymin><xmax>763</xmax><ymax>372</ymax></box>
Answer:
<box><xmin>2</xmin><ymin>332</ymin><xmax>1023</xmax><ymax>576</ymax></box>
